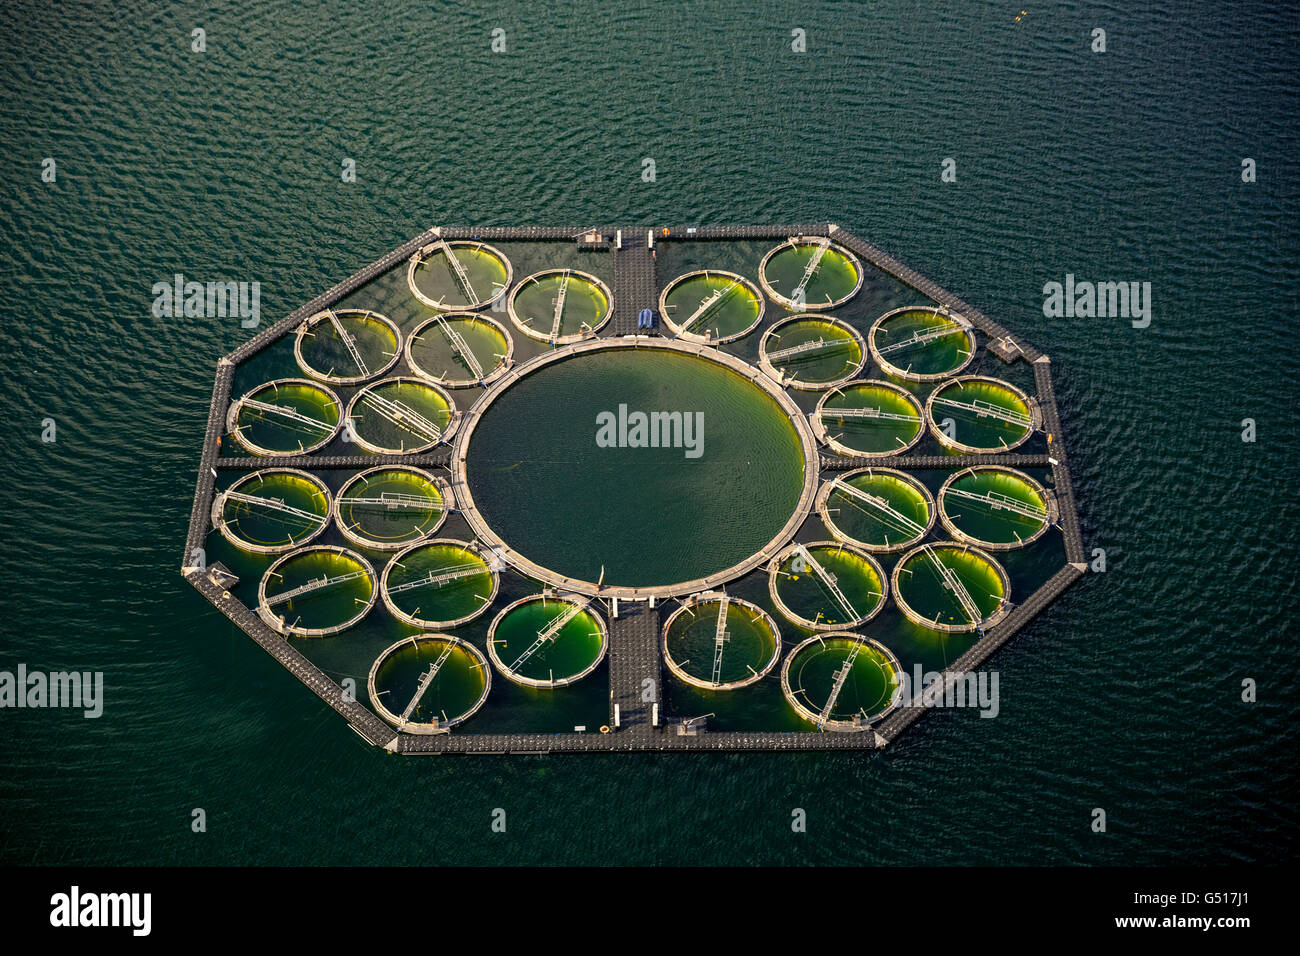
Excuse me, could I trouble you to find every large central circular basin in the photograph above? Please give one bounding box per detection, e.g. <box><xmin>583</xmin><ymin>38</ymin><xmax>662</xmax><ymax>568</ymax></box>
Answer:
<box><xmin>455</xmin><ymin>340</ymin><xmax>817</xmax><ymax>597</ymax></box>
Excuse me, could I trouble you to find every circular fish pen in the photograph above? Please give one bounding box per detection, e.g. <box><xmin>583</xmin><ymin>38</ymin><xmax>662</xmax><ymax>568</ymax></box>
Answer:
<box><xmin>406</xmin><ymin>312</ymin><xmax>513</xmax><ymax>388</ymax></box>
<box><xmin>293</xmin><ymin>308</ymin><xmax>400</xmax><ymax>385</ymax></box>
<box><xmin>508</xmin><ymin>269</ymin><xmax>612</xmax><ymax>344</ymax></box>
<box><xmin>212</xmin><ymin>468</ymin><xmax>331</xmax><ymax>554</ymax></box>
<box><xmin>812</xmin><ymin>381</ymin><xmax>925</xmax><ymax>457</ymax></box>
<box><xmin>868</xmin><ymin>306</ymin><xmax>975</xmax><ymax>382</ymax></box>
<box><xmin>381</xmin><ymin>538</ymin><xmax>499</xmax><ymax>629</ymax></box>
<box><xmin>767</xmin><ymin>541</ymin><xmax>887</xmax><ymax>631</ymax></box>
<box><xmin>938</xmin><ymin>466</ymin><xmax>1056</xmax><ymax>550</ymax></box>
<box><xmin>256</xmin><ymin>544</ymin><xmax>377</xmax><ymax>637</ymax></box>
<box><xmin>346</xmin><ymin>376</ymin><xmax>457</xmax><ymax>454</ymax></box>
<box><xmin>455</xmin><ymin>338</ymin><xmax>818</xmax><ymax>599</ymax></box>
<box><xmin>658</xmin><ymin>269</ymin><xmax>764</xmax><ymax>342</ymax></box>
<box><xmin>368</xmin><ymin>633</ymin><xmax>491</xmax><ymax>733</ymax></box>
<box><xmin>407</xmin><ymin>239</ymin><xmax>512</xmax><ymax>311</ymax></box>
<box><xmin>758</xmin><ymin>315</ymin><xmax>866</xmax><ymax>390</ymax></box>
<box><xmin>487</xmin><ymin>595</ymin><xmax>608</xmax><ymax>688</ymax></box>
<box><xmin>758</xmin><ymin>236</ymin><xmax>863</xmax><ymax>310</ymax></box>
<box><xmin>334</xmin><ymin>466</ymin><xmax>451</xmax><ymax>551</ymax></box>
<box><xmin>892</xmin><ymin>542</ymin><xmax>1010</xmax><ymax>633</ymax></box>
<box><xmin>226</xmin><ymin>378</ymin><xmax>341</xmax><ymax>456</ymax></box>
<box><xmin>926</xmin><ymin>376</ymin><xmax>1038</xmax><ymax>453</ymax></box>
<box><xmin>661</xmin><ymin>594</ymin><xmax>781</xmax><ymax>691</ymax></box>
<box><xmin>817</xmin><ymin>467</ymin><xmax>936</xmax><ymax>552</ymax></box>
<box><xmin>781</xmin><ymin>633</ymin><xmax>902</xmax><ymax>730</ymax></box>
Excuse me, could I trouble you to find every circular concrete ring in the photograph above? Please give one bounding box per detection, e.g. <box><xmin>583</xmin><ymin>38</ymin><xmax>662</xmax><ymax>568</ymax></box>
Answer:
<box><xmin>345</xmin><ymin>376</ymin><xmax>459</xmax><ymax>455</ymax></box>
<box><xmin>451</xmin><ymin>337</ymin><xmax>820</xmax><ymax>600</ymax></box>
<box><xmin>766</xmin><ymin>539</ymin><xmax>888</xmax><ymax>632</ymax></box>
<box><xmin>380</xmin><ymin>537</ymin><xmax>501</xmax><ymax>630</ymax></box>
<box><xmin>368</xmin><ymin>633</ymin><xmax>491</xmax><ymax>733</ymax></box>
<box><xmin>407</xmin><ymin>240</ymin><xmax>513</xmax><ymax>312</ymax></box>
<box><xmin>212</xmin><ymin>467</ymin><xmax>332</xmax><ymax>555</ymax></box>
<box><xmin>334</xmin><ymin>465</ymin><xmax>452</xmax><ymax>551</ymax></box>
<box><xmin>868</xmin><ymin>306</ymin><xmax>976</xmax><ymax>382</ymax></box>
<box><xmin>658</xmin><ymin>269</ymin><xmax>765</xmax><ymax>343</ymax></box>
<box><xmin>405</xmin><ymin>311</ymin><xmax>514</xmax><ymax>388</ymax></box>
<box><xmin>758</xmin><ymin>236</ymin><xmax>863</xmax><ymax>311</ymax></box>
<box><xmin>758</xmin><ymin>314</ymin><xmax>867</xmax><ymax>391</ymax></box>
<box><xmin>294</xmin><ymin>308</ymin><xmax>401</xmax><ymax>385</ymax></box>
<box><xmin>508</xmin><ymin>269</ymin><xmax>612</xmax><ymax>345</ymax></box>
<box><xmin>816</xmin><ymin>466</ymin><xmax>937</xmax><ymax>553</ymax></box>
<box><xmin>661</xmin><ymin>593</ymin><xmax>782</xmax><ymax>691</ymax></box>
<box><xmin>256</xmin><ymin>544</ymin><xmax>377</xmax><ymax>637</ymax></box>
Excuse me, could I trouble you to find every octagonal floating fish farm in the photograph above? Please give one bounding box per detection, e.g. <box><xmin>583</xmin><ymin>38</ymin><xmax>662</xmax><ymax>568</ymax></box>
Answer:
<box><xmin>182</xmin><ymin>223</ymin><xmax>1086</xmax><ymax>754</ymax></box>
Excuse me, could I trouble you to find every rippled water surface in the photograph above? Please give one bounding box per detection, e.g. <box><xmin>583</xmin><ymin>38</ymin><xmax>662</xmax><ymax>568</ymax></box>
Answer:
<box><xmin>0</xmin><ymin>0</ymin><xmax>1296</xmax><ymax>865</ymax></box>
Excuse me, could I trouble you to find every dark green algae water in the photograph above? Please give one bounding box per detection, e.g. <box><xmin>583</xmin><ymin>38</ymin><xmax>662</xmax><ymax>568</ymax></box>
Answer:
<box><xmin>490</xmin><ymin>599</ymin><xmax>605</xmax><ymax>684</ymax></box>
<box><xmin>1</xmin><ymin>0</ymin><xmax>1297</xmax><ymax>865</ymax></box>
<box><xmin>464</xmin><ymin>347</ymin><xmax>806</xmax><ymax>588</ymax></box>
